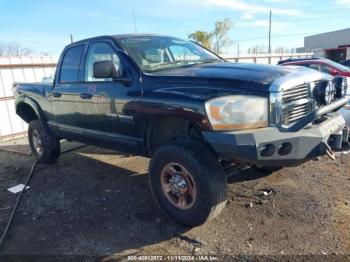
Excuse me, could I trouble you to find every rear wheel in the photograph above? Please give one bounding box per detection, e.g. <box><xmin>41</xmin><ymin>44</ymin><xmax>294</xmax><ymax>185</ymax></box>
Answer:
<box><xmin>28</xmin><ymin>120</ymin><xmax>60</xmax><ymax>164</ymax></box>
<box><xmin>149</xmin><ymin>140</ymin><xmax>227</xmax><ymax>227</ymax></box>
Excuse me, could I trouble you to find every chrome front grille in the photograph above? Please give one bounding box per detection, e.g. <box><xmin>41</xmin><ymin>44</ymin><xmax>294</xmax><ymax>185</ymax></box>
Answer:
<box><xmin>269</xmin><ymin>69</ymin><xmax>327</xmax><ymax>128</ymax></box>
<box><xmin>281</xmin><ymin>83</ymin><xmax>311</xmax><ymax>125</ymax></box>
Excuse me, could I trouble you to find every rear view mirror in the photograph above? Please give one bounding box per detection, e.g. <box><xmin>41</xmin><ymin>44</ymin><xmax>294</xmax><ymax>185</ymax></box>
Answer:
<box><xmin>93</xmin><ymin>61</ymin><xmax>121</xmax><ymax>79</ymax></box>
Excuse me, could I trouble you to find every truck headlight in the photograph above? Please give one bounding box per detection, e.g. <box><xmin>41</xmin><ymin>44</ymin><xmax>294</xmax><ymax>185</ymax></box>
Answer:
<box><xmin>205</xmin><ymin>95</ymin><xmax>268</xmax><ymax>131</ymax></box>
<box><xmin>333</xmin><ymin>76</ymin><xmax>347</xmax><ymax>99</ymax></box>
<box><xmin>314</xmin><ymin>80</ymin><xmax>336</xmax><ymax>105</ymax></box>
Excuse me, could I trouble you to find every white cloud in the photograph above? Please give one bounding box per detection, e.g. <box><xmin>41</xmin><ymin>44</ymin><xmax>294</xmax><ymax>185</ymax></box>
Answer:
<box><xmin>264</xmin><ymin>0</ymin><xmax>290</xmax><ymax>2</ymax></box>
<box><xmin>241</xmin><ymin>12</ymin><xmax>256</xmax><ymax>20</ymax></box>
<box><xmin>336</xmin><ymin>0</ymin><xmax>350</xmax><ymax>8</ymax></box>
<box><xmin>203</xmin><ymin>0</ymin><xmax>305</xmax><ymax>16</ymax></box>
<box><xmin>236</xmin><ymin>19</ymin><xmax>291</xmax><ymax>33</ymax></box>
<box><xmin>236</xmin><ymin>20</ymin><xmax>270</xmax><ymax>27</ymax></box>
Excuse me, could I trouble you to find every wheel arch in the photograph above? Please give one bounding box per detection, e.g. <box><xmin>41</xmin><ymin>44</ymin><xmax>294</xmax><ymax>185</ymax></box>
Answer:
<box><xmin>16</xmin><ymin>102</ymin><xmax>39</xmax><ymax>123</ymax></box>
<box><xmin>145</xmin><ymin>116</ymin><xmax>207</xmax><ymax>156</ymax></box>
<box><xmin>16</xmin><ymin>97</ymin><xmax>50</xmax><ymax>132</ymax></box>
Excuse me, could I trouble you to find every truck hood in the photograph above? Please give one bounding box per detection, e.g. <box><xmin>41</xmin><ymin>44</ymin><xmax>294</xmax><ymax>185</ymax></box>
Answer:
<box><xmin>147</xmin><ymin>62</ymin><xmax>322</xmax><ymax>93</ymax></box>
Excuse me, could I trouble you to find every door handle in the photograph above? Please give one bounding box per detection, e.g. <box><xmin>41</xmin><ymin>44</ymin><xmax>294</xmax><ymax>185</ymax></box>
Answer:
<box><xmin>80</xmin><ymin>93</ymin><xmax>92</xmax><ymax>99</ymax></box>
<box><xmin>52</xmin><ymin>92</ymin><xmax>61</xmax><ymax>98</ymax></box>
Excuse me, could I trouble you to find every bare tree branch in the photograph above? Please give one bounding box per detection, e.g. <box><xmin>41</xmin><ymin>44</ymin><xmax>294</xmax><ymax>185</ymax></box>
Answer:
<box><xmin>0</xmin><ymin>42</ymin><xmax>33</xmax><ymax>56</ymax></box>
<box><xmin>212</xmin><ymin>18</ymin><xmax>233</xmax><ymax>54</ymax></box>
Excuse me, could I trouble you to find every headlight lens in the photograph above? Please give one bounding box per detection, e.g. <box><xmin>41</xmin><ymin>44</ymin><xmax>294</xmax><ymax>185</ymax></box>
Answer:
<box><xmin>333</xmin><ymin>76</ymin><xmax>347</xmax><ymax>99</ymax></box>
<box><xmin>205</xmin><ymin>95</ymin><xmax>268</xmax><ymax>131</ymax></box>
<box><xmin>314</xmin><ymin>80</ymin><xmax>336</xmax><ymax>105</ymax></box>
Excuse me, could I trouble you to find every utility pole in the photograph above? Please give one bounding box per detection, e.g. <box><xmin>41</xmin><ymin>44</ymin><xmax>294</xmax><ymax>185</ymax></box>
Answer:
<box><xmin>132</xmin><ymin>9</ymin><xmax>138</xmax><ymax>33</ymax></box>
<box><xmin>268</xmin><ymin>10</ymin><xmax>272</xmax><ymax>64</ymax></box>
<box><xmin>70</xmin><ymin>34</ymin><xmax>74</xmax><ymax>43</ymax></box>
<box><xmin>268</xmin><ymin>10</ymin><xmax>272</xmax><ymax>54</ymax></box>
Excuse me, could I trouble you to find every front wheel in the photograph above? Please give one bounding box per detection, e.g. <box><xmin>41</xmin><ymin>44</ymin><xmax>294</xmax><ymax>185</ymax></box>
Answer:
<box><xmin>28</xmin><ymin>120</ymin><xmax>60</xmax><ymax>164</ymax></box>
<box><xmin>149</xmin><ymin>140</ymin><xmax>227</xmax><ymax>227</ymax></box>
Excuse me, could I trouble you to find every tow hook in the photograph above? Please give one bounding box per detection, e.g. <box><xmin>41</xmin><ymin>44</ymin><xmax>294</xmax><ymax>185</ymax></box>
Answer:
<box><xmin>325</xmin><ymin>143</ymin><xmax>336</xmax><ymax>160</ymax></box>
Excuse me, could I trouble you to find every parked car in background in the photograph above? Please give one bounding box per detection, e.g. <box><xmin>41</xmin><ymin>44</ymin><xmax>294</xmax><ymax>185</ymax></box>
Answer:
<box><xmin>278</xmin><ymin>57</ymin><xmax>350</xmax><ymax>77</ymax></box>
<box><xmin>278</xmin><ymin>57</ymin><xmax>350</xmax><ymax>127</ymax></box>
<box><xmin>341</xmin><ymin>59</ymin><xmax>350</xmax><ymax>68</ymax></box>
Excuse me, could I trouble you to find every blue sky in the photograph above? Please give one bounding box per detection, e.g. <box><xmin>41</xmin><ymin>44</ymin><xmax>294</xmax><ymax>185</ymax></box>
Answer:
<box><xmin>1</xmin><ymin>0</ymin><xmax>349</xmax><ymax>55</ymax></box>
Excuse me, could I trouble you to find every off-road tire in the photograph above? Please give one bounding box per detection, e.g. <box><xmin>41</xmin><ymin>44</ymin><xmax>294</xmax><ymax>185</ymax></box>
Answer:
<box><xmin>28</xmin><ymin>120</ymin><xmax>60</xmax><ymax>164</ymax></box>
<box><xmin>149</xmin><ymin>140</ymin><xmax>227</xmax><ymax>227</ymax></box>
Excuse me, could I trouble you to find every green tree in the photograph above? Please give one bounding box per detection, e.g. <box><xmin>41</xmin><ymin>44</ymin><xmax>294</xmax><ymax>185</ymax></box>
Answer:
<box><xmin>188</xmin><ymin>31</ymin><xmax>213</xmax><ymax>50</ymax></box>
<box><xmin>212</xmin><ymin>18</ymin><xmax>233</xmax><ymax>54</ymax></box>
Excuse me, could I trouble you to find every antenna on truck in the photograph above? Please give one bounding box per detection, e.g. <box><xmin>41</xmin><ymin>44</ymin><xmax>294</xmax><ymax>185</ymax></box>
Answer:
<box><xmin>70</xmin><ymin>34</ymin><xmax>74</xmax><ymax>43</ymax></box>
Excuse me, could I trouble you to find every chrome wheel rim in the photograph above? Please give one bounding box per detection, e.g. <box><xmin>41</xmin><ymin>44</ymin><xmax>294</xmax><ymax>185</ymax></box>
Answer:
<box><xmin>32</xmin><ymin>130</ymin><xmax>43</xmax><ymax>156</ymax></box>
<box><xmin>160</xmin><ymin>163</ymin><xmax>197</xmax><ymax>210</ymax></box>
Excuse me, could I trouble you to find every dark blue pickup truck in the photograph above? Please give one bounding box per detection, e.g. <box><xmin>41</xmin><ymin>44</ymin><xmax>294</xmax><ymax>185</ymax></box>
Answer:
<box><xmin>13</xmin><ymin>34</ymin><xmax>349</xmax><ymax>226</ymax></box>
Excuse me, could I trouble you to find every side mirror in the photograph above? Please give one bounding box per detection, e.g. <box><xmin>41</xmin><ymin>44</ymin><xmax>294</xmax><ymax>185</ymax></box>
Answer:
<box><xmin>93</xmin><ymin>61</ymin><xmax>121</xmax><ymax>79</ymax></box>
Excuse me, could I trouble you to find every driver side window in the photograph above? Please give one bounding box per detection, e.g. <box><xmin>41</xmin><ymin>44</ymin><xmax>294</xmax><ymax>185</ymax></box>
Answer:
<box><xmin>84</xmin><ymin>42</ymin><xmax>121</xmax><ymax>82</ymax></box>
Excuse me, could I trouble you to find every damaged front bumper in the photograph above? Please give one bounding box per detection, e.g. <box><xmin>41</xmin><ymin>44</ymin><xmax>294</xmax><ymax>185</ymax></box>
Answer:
<box><xmin>203</xmin><ymin>111</ymin><xmax>348</xmax><ymax>168</ymax></box>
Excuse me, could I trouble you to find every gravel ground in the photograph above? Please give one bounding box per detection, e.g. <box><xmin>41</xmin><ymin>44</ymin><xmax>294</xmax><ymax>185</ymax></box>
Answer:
<box><xmin>0</xmin><ymin>137</ymin><xmax>349</xmax><ymax>261</ymax></box>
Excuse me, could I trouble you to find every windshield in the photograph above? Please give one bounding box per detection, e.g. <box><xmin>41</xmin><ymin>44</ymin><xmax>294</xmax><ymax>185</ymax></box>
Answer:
<box><xmin>323</xmin><ymin>58</ymin><xmax>350</xmax><ymax>72</ymax></box>
<box><xmin>118</xmin><ymin>36</ymin><xmax>223</xmax><ymax>72</ymax></box>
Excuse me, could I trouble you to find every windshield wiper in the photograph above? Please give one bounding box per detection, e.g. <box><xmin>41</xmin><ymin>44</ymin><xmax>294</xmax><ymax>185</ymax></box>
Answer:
<box><xmin>147</xmin><ymin>60</ymin><xmax>194</xmax><ymax>71</ymax></box>
<box><xmin>148</xmin><ymin>62</ymin><xmax>174</xmax><ymax>70</ymax></box>
<box><xmin>146</xmin><ymin>59</ymin><xmax>222</xmax><ymax>72</ymax></box>
<box><xmin>195</xmin><ymin>58</ymin><xmax>222</xmax><ymax>64</ymax></box>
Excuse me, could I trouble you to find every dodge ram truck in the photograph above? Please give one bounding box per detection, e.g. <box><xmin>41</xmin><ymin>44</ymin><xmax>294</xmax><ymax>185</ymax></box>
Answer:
<box><xmin>13</xmin><ymin>34</ymin><xmax>350</xmax><ymax>226</ymax></box>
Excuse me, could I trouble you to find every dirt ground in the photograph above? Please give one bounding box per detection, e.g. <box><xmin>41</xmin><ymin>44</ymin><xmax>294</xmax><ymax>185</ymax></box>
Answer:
<box><xmin>0</xmin><ymin>137</ymin><xmax>349</xmax><ymax>261</ymax></box>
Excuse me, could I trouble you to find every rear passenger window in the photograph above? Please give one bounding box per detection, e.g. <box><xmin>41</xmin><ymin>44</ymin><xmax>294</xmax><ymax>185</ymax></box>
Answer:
<box><xmin>59</xmin><ymin>45</ymin><xmax>84</xmax><ymax>83</ymax></box>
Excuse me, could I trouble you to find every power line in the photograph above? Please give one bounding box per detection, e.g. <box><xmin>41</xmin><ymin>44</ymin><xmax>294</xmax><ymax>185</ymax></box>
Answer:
<box><xmin>142</xmin><ymin>10</ymin><xmax>349</xmax><ymax>35</ymax></box>
<box><xmin>277</xmin><ymin>14</ymin><xmax>350</xmax><ymax>22</ymax></box>
<box><xmin>232</xmin><ymin>32</ymin><xmax>321</xmax><ymax>44</ymax></box>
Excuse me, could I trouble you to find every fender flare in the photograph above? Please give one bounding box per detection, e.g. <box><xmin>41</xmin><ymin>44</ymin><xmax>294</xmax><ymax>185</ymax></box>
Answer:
<box><xmin>16</xmin><ymin>97</ymin><xmax>50</xmax><ymax>132</ymax></box>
